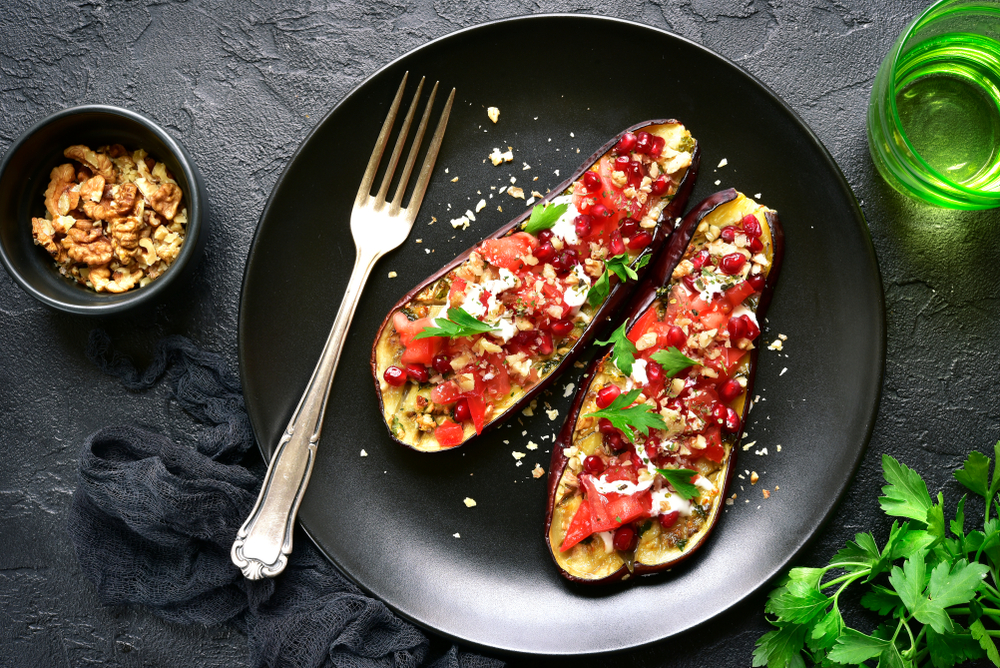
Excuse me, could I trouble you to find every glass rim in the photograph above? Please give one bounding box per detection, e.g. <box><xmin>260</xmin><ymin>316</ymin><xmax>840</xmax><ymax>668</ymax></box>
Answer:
<box><xmin>883</xmin><ymin>0</ymin><xmax>1000</xmax><ymax>203</ymax></box>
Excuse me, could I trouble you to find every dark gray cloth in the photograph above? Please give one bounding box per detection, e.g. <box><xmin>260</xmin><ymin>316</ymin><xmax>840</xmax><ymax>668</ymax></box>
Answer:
<box><xmin>67</xmin><ymin>331</ymin><xmax>502</xmax><ymax>668</ymax></box>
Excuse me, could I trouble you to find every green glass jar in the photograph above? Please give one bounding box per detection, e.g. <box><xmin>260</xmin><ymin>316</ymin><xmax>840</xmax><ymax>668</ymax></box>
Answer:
<box><xmin>868</xmin><ymin>0</ymin><xmax>1000</xmax><ymax>209</ymax></box>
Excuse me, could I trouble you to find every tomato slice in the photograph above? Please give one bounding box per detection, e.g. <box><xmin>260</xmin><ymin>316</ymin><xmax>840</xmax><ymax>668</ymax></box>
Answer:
<box><xmin>479</xmin><ymin>232</ymin><xmax>538</xmax><ymax>271</ymax></box>
<box><xmin>725</xmin><ymin>280</ymin><xmax>755</xmax><ymax>307</ymax></box>
<box><xmin>628</xmin><ymin>307</ymin><xmax>660</xmax><ymax>345</ymax></box>
<box><xmin>392</xmin><ymin>312</ymin><xmax>441</xmax><ymax>365</ymax></box>
<box><xmin>700</xmin><ymin>425</ymin><xmax>725</xmax><ymax>463</ymax></box>
<box><xmin>466</xmin><ymin>394</ymin><xmax>487</xmax><ymax>435</ymax></box>
<box><xmin>582</xmin><ymin>475</ymin><xmax>651</xmax><ymax>533</ymax></box>
<box><xmin>434</xmin><ymin>419</ymin><xmax>465</xmax><ymax>448</ymax></box>
<box><xmin>560</xmin><ymin>498</ymin><xmax>593</xmax><ymax>552</ymax></box>
<box><xmin>430</xmin><ymin>380</ymin><xmax>460</xmax><ymax>405</ymax></box>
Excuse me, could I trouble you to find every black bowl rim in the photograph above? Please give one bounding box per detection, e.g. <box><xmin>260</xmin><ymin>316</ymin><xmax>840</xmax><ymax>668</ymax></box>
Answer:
<box><xmin>0</xmin><ymin>103</ymin><xmax>205</xmax><ymax>315</ymax></box>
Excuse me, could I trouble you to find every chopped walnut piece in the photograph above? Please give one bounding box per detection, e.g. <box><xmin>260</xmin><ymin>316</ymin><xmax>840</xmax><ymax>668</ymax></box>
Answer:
<box><xmin>149</xmin><ymin>182</ymin><xmax>182</xmax><ymax>220</ymax></box>
<box><xmin>31</xmin><ymin>217</ymin><xmax>67</xmax><ymax>262</ymax></box>
<box><xmin>62</xmin><ymin>221</ymin><xmax>113</xmax><ymax>267</ymax></box>
<box><xmin>108</xmin><ymin>216</ymin><xmax>144</xmax><ymax>263</ymax></box>
<box><xmin>79</xmin><ymin>174</ymin><xmax>106</xmax><ymax>203</ymax></box>
<box><xmin>64</xmin><ymin>145</ymin><xmax>116</xmax><ymax>183</ymax></box>
<box><xmin>43</xmin><ymin>164</ymin><xmax>80</xmax><ymax>218</ymax></box>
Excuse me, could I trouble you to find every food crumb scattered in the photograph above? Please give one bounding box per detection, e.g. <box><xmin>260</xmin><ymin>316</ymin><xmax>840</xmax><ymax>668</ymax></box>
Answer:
<box><xmin>778</xmin><ymin>333</ymin><xmax>788</xmax><ymax>341</ymax></box>
<box><xmin>360</xmin><ymin>449</ymin><xmax>368</xmax><ymax>457</ymax></box>
<box><xmin>489</xmin><ymin>147</ymin><xmax>514</xmax><ymax>165</ymax></box>
<box><xmin>522</xmin><ymin>162</ymin><xmax>531</xmax><ymax>171</ymax></box>
<box><xmin>573</xmin><ymin>361</ymin><xmax>585</xmax><ymax>369</ymax></box>
<box><xmin>768</xmin><ymin>338</ymin><xmax>784</xmax><ymax>351</ymax></box>
<box><xmin>464</xmin><ymin>497</ymin><xmax>477</xmax><ymax>507</ymax></box>
<box><xmin>755</xmin><ymin>447</ymin><xmax>769</xmax><ymax>456</ymax></box>
<box><xmin>545</xmin><ymin>408</ymin><xmax>559</xmax><ymax>421</ymax></box>
<box><xmin>750</xmin><ymin>471</ymin><xmax>760</xmax><ymax>484</ymax></box>
<box><xmin>387</xmin><ymin>271</ymin><xmax>397</xmax><ymax>279</ymax></box>
<box><xmin>487</xmin><ymin>106</ymin><xmax>500</xmax><ymax>123</ymax></box>
<box><xmin>451</xmin><ymin>176</ymin><xmax>459</xmax><ymax>182</ymax></box>
<box><xmin>780</xmin><ymin>367</ymin><xmax>787</xmax><ymax>376</ymax></box>
<box><xmin>717</xmin><ymin>158</ymin><xmax>728</xmax><ymax>168</ymax></box>
<box><xmin>777</xmin><ymin>445</ymin><xmax>782</xmax><ymax>452</ymax></box>
<box><xmin>714</xmin><ymin>179</ymin><xmax>721</xmax><ymax>185</ymax></box>
<box><xmin>763</xmin><ymin>489</ymin><xmax>771</xmax><ymax>499</ymax></box>
<box><xmin>526</xmin><ymin>441</ymin><xmax>538</xmax><ymax>450</ymax></box>
<box><xmin>754</xmin><ymin>192</ymin><xmax>762</xmax><ymax>199</ymax></box>
<box><xmin>512</xmin><ymin>451</ymin><xmax>526</xmax><ymax>460</ymax></box>
<box><xmin>742</xmin><ymin>440</ymin><xmax>756</xmax><ymax>451</ymax></box>
<box><xmin>563</xmin><ymin>383</ymin><xmax>575</xmax><ymax>397</ymax></box>
<box><xmin>450</xmin><ymin>216</ymin><xmax>471</xmax><ymax>230</ymax></box>
<box><xmin>475</xmin><ymin>199</ymin><xmax>486</xmax><ymax>213</ymax></box>
<box><xmin>532</xmin><ymin>464</ymin><xmax>545</xmax><ymax>478</ymax></box>
<box><xmin>453</xmin><ymin>533</ymin><xmax>461</xmax><ymax>538</ymax></box>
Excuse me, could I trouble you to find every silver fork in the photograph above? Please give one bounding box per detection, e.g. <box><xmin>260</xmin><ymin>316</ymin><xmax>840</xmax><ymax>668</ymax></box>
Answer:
<box><xmin>232</xmin><ymin>74</ymin><xmax>454</xmax><ymax>580</ymax></box>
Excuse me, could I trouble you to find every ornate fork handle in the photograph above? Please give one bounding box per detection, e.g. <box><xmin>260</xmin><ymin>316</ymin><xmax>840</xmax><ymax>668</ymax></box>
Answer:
<box><xmin>231</xmin><ymin>247</ymin><xmax>379</xmax><ymax>579</ymax></box>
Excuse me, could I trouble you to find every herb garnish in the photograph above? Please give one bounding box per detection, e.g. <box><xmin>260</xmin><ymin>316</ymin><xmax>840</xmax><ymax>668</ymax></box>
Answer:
<box><xmin>413</xmin><ymin>308</ymin><xmax>498</xmax><ymax>340</ymax></box>
<box><xmin>650</xmin><ymin>347</ymin><xmax>701</xmax><ymax>378</ymax></box>
<box><xmin>753</xmin><ymin>447</ymin><xmax>1000</xmax><ymax>668</ymax></box>
<box><xmin>585</xmin><ymin>388</ymin><xmax>666</xmax><ymax>443</ymax></box>
<box><xmin>522</xmin><ymin>202</ymin><xmax>569</xmax><ymax>235</ymax></box>
<box><xmin>655</xmin><ymin>467</ymin><xmax>700</xmax><ymax>500</ymax></box>
<box><xmin>596</xmin><ymin>320</ymin><xmax>638</xmax><ymax>376</ymax></box>
<box><xmin>587</xmin><ymin>253</ymin><xmax>651</xmax><ymax>307</ymax></box>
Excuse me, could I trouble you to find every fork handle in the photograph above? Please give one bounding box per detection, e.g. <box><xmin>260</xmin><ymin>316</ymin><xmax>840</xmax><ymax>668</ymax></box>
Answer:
<box><xmin>231</xmin><ymin>247</ymin><xmax>381</xmax><ymax>579</ymax></box>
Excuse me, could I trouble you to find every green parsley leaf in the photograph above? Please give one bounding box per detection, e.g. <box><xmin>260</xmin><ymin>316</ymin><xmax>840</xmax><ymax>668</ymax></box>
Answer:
<box><xmin>807</xmin><ymin>606</ymin><xmax>844</xmax><ymax>652</ymax></box>
<box><xmin>956</xmin><ymin>450</ymin><xmax>991</xmax><ymax>498</ymax></box>
<box><xmin>585</xmin><ymin>253</ymin><xmax>650</xmax><ymax>307</ymax></box>
<box><xmin>584</xmin><ymin>388</ymin><xmax>666</xmax><ymax>443</ymax></box>
<box><xmin>880</xmin><ymin>454</ymin><xmax>933</xmax><ymax>523</ymax></box>
<box><xmin>970</xmin><ymin>618</ymin><xmax>1000</xmax><ymax>665</ymax></box>
<box><xmin>926</xmin><ymin>492</ymin><xmax>947</xmax><ymax>541</ymax></box>
<box><xmin>595</xmin><ymin>320</ymin><xmax>637</xmax><ymax>376</ymax></box>
<box><xmin>413</xmin><ymin>308</ymin><xmax>499</xmax><ymax>340</ymax></box>
<box><xmin>650</xmin><ymin>347</ymin><xmax>701</xmax><ymax>378</ymax></box>
<box><xmin>751</xmin><ymin>622</ymin><xmax>807</xmax><ymax>668</ymax></box>
<box><xmin>951</xmin><ymin>494</ymin><xmax>968</xmax><ymax>542</ymax></box>
<box><xmin>860</xmin><ymin>585</ymin><xmax>903</xmax><ymax>616</ymax></box>
<box><xmin>586</xmin><ymin>270</ymin><xmax>610</xmax><ymax>307</ymax></box>
<box><xmin>653</xmin><ymin>467</ymin><xmax>699</xmax><ymax>500</ymax></box>
<box><xmin>831</xmin><ymin>532</ymin><xmax>881</xmax><ymax>573</ymax></box>
<box><xmin>522</xmin><ymin>202</ymin><xmax>569</xmax><ymax>235</ymax></box>
<box><xmin>765</xmin><ymin>579</ymin><xmax>830</xmax><ymax>625</ymax></box>
<box><xmin>827</xmin><ymin>628</ymin><xmax>890</xmax><ymax>664</ymax></box>
<box><xmin>929</xmin><ymin>623</ymin><xmax>987</xmax><ymax>667</ymax></box>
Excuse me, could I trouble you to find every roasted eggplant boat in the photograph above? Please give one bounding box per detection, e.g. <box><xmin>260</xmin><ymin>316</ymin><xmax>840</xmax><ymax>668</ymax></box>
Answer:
<box><xmin>545</xmin><ymin>189</ymin><xmax>784</xmax><ymax>583</ymax></box>
<box><xmin>372</xmin><ymin>121</ymin><xmax>700</xmax><ymax>451</ymax></box>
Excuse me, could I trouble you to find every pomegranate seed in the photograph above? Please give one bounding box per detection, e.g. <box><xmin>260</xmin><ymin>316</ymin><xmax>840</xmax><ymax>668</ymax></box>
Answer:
<box><xmin>613</xmin><ymin>525</ymin><xmax>637</xmax><ymax>551</ymax></box>
<box><xmin>535</xmin><ymin>331</ymin><xmax>554</xmax><ymax>355</ymax></box>
<box><xmin>574</xmin><ymin>214</ymin><xmax>593</xmax><ymax>239</ymax></box>
<box><xmin>748</xmin><ymin>236</ymin><xmax>764</xmax><ymax>253</ymax></box>
<box><xmin>614</xmin><ymin>155</ymin><xmax>630</xmax><ymax>172</ymax></box>
<box><xmin>723</xmin><ymin>407</ymin><xmax>741</xmax><ymax>433</ymax></box>
<box><xmin>432</xmin><ymin>354</ymin><xmax>452</xmax><ymax>375</ymax></box>
<box><xmin>649</xmin><ymin>135</ymin><xmax>665</xmax><ymax>157</ymax></box>
<box><xmin>454</xmin><ymin>398</ymin><xmax>471</xmax><ymax>422</ymax></box>
<box><xmin>727</xmin><ymin>316</ymin><xmax>747</xmax><ymax>340</ymax></box>
<box><xmin>551</xmin><ymin>319</ymin><xmax>574</xmax><ymax>336</ymax></box>
<box><xmin>538</xmin><ymin>229</ymin><xmax>554</xmax><ymax>243</ymax></box>
<box><xmin>615</xmin><ymin>132</ymin><xmax>637</xmax><ymax>154</ymax></box>
<box><xmin>720</xmin><ymin>253</ymin><xmax>746</xmax><ymax>275</ymax></box>
<box><xmin>590</xmin><ymin>203</ymin><xmax>609</xmax><ymax>219</ymax></box>
<box><xmin>646</xmin><ymin>361</ymin><xmax>663</xmax><ymax>385</ymax></box>
<box><xmin>627</xmin><ymin>161</ymin><xmax>644</xmax><ymax>188</ymax></box>
<box><xmin>582</xmin><ymin>170</ymin><xmax>602</xmax><ymax>192</ymax></box>
<box><xmin>634</xmin><ymin>131</ymin><xmax>652</xmax><ymax>154</ymax></box>
<box><xmin>719</xmin><ymin>378</ymin><xmax>742</xmax><ymax>403</ymax></box>
<box><xmin>610</xmin><ymin>230</ymin><xmax>626</xmax><ymax>256</ymax></box>
<box><xmin>583</xmin><ymin>455</ymin><xmax>605</xmax><ymax>476</ymax></box>
<box><xmin>598</xmin><ymin>417</ymin><xmax>618</xmax><ymax>434</ymax></box>
<box><xmin>691</xmin><ymin>249</ymin><xmax>710</xmax><ymax>269</ymax></box>
<box><xmin>405</xmin><ymin>364</ymin><xmax>430</xmax><ymax>383</ymax></box>
<box><xmin>748</xmin><ymin>273</ymin><xmax>766</xmax><ymax>291</ymax></box>
<box><xmin>720</xmin><ymin>226</ymin><xmax>737</xmax><ymax>243</ymax></box>
<box><xmin>741</xmin><ymin>214</ymin><xmax>762</xmax><ymax>238</ymax></box>
<box><xmin>743</xmin><ymin>317</ymin><xmax>761</xmax><ymax>341</ymax></box>
<box><xmin>383</xmin><ymin>366</ymin><xmax>407</xmax><ymax>386</ymax></box>
<box><xmin>682</xmin><ymin>274</ymin><xmax>699</xmax><ymax>293</ymax></box>
<box><xmin>596</xmin><ymin>384</ymin><xmax>621</xmax><ymax>409</ymax></box>
<box><xmin>650</xmin><ymin>175</ymin><xmax>669</xmax><ymax>196</ymax></box>
<box><xmin>659</xmin><ymin>510</ymin><xmax>680</xmax><ymax>528</ymax></box>
<box><xmin>628</xmin><ymin>231</ymin><xmax>652</xmax><ymax>250</ymax></box>
<box><xmin>667</xmin><ymin>325</ymin><xmax>687</xmax><ymax>349</ymax></box>
<box><xmin>619</xmin><ymin>217</ymin><xmax>639</xmax><ymax>237</ymax></box>
<box><xmin>606</xmin><ymin>432</ymin><xmax>625</xmax><ymax>451</ymax></box>
<box><xmin>535</xmin><ymin>241</ymin><xmax>555</xmax><ymax>263</ymax></box>
<box><xmin>712</xmin><ymin>403</ymin><xmax>728</xmax><ymax>423</ymax></box>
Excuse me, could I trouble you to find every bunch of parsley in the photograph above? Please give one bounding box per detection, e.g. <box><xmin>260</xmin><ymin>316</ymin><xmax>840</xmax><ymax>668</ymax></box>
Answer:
<box><xmin>754</xmin><ymin>446</ymin><xmax>1000</xmax><ymax>668</ymax></box>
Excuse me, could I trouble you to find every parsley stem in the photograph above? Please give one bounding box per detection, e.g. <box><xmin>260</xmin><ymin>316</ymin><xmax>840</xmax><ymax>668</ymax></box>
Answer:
<box><xmin>821</xmin><ymin>568</ymin><xmax>870</xmax><ymax>590</ymax></box>
<box><xmin>951</xmin><ymin>605</ymin><xmax>1000</xmax><ymax>617</ymax></box>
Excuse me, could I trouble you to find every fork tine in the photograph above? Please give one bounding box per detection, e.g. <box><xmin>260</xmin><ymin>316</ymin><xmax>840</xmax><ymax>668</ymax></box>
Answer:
<box><xmin>390</xmin><ymin>81</ymin><xmax>438</xmax><ymax>212</ymax></box>
<box><xmin>403</xmin><ymin>87</ymin><xmax>455</xmax><ymax>219</ymax></box>
<box><xmin>355</xmin><ymin>72</ymin><xmax>408</xmax><ymax>206</ymax></box>
<box><xmin>375</xmin><ymin>76</ymin><xmax>425</xmax><ymax>204</ymax></box>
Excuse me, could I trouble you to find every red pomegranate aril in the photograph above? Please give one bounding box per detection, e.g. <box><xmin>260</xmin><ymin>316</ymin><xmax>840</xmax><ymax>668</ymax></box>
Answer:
<box><xmin>646</xmin><ymin>361</ymin><xmax>663</xmax><ymax>385</ymax></box>
<box><xmin>583</xmin><ymin>455</ymin><xmax>606</xmax><ymax>476</ymax></box>
<box><xmin>535</xmin><ymin>331</ymin><xmax>554</xmax><ymax>355</ymax></box>
<box><xmin>606</xmin><ymin>432</ymin><xmax>625</xmax><ymax>451</ymax></box>
<box><xmin>743</xmin><ymin>317</ymin><xmax>761</xmax><ymax>341</ymax></box>
<box><xmin>720</xmin><ymin>252</ymin><xmax>746</xmax><ymax>275</ymax></box>
<box><xmin>741</xmin><ymin>214</ymin><xmax>762</xmax><ymax>238</ymax></box>
<box><xmin>747</xmin><ymin>236</ymin><xmax>764</xmax><ymax>253</ymax></box>
<box><xmin>650</xmin><ymin>175</ymin><xmax>669</xmax><ymax>196</ymax></box>
<box><xmin>454</xmin><ymin>398</ymin><xmax>472</xmax><ymax>422</ymax></box>
<box><xmin>667</xmin><ymin>325</ymin><xmax>687</xmax><ymax>349</ymax></box>
<box><xmin>610</xmin><ymin>230</ymin><xmax>626</xmax><ymax>256</ymax></box>
<box><xmin>551</xmin><ymin>318</ymin><xmax>574</xmax><ymax>336</ymax></box>
<box><xmin>590</xmin><ymin>203</ymin><xmax>609</xmax><ymax>219</ymax></box>
<box><xmin>634</xmin><ymin>131</ymin><xmax>652</xmax><ymax>154</ymax></box>
<box><xmin>748</xmin><ymin>272</ymin><xmax>766</xmax><ymax>291</ymax></box>
<box><xmin>723</xmin><ymin>407</ymin><xmax>741</xmax><ymax>433</ymax></box>
<box><xmin>628</xmin><ymin>231</ymin><xmax>652</xmax><ymax>250</ymax></box>
<box><xmin>383</xmin><ymin>366</ymin><xmax>407</xmax><ymax>386</ymax></box>
<box><xmin>598</xmin><ymin>417</ymin><xmax>617</xmax><ymax>434</ymax></box>
<box><xmin>432</xmin><ymin>354</ymin><xmax>453</xmax><ymax>375</ymax></box>
<box><xmin>405</xmin><ymin>363</ymin><xmax>430</xmax><ymax>383</ymax></box>
<box><xmin>615</xmin><ymin>132</ymin><xmax>637</xmax><ymax>154</ymax></box>
<box><xmin>659</xmin><ymin>510</ymin><xmax>680</xmax><ymax>529</ymax></box>
<box><xmin>574</xmin><ymin>214</ymin><xmax>593</xmax><ymax>239</ymax></box>
<box><xmin>613</xmin><ymin>525</ymin><xmax>637</xmax><ymax>551</ymax></box>
<box><xmin>596</xmin><ymin>384</ymin><xmax>622</xmax><ymax>409</ymax></box>
<box><xmin>627</xmin><ymin>161</ymin><xmax>644</xmax><ymax>188</ymax></box>
<box><xmin>712</xmin><ymin>403</ymin><xmax>728</xmax><ymax>424</ymax></box>
<box><xmin>727</xmin><ymin>315</ymin><xmax>747</xmax><ymax>340</ymax></box>
<box><xmin>649</xmin><ymin>135</ymin><xmax>665</xmax><ymax>157</ymax></box>
<box><xmin>582</xmin><ymin>170</ymin><xmax>602</xmax><ymax>192</ymax></box>
<box><xmin>619</xmin><ymin>217</ymin><xmax>639</xmax><ymax>237</ymax></box>
<box><xmin>720</xmin><ymin>226</ymin><xmax>737</xmax><ymax>243</ymax></box>
<box><xmin>614</xmin><ymin>155</ymin><xmax>630</xmax><ymax>172</ymax></box>
<box><xmin>719</xmin><ymin>378</ymin><xmax>742</xmax><ymax>403</ymax></box>
<box><xmin>535</xmin><ymin>241</ymin><xmax>555</xmax><ymax>263</ymax></box>
<box><xmin>538</xmin><ymin>229</ymin><xmax>554</xmax><ymax>243</ymax></box>
<box><xmin>691</xmin><ymin>249</ymin><xmax>710</xmax><ymax>269</ymax></box>
<box><xmin>682</xmin><ymin>274</ymin><xmax>699</xmax><ymax>293</ymax></box>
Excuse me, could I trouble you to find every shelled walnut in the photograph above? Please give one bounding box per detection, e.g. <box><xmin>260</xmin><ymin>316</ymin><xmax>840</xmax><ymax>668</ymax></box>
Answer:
<box><xmin>30</xmin><ymin>144</ymin><xmax>188</xmax><ymax>293</ymax></box>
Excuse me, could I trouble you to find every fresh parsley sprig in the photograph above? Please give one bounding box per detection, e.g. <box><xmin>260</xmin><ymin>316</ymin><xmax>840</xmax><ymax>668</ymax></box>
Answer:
<box><xmin>596</xmin><ymin>320</ymin><xmax>638</xmax><ymax>376</ymax></box>
<box><xmin>585</xmin><ymin>388</ymin><xmax>666</xmax><ymax>443</ymax></box>
<box><xmin>522</xmin><ymin>202</ymin><xmax>569</xmax><ymax>235</ymax></box>
<box><xmin>413</xmin><ymin>308</ymin><xmax>498</xmax><ymax>340</ymax></box>
<box><xmin>753</xmin><ymin>446</ymin><xmax>1000</xmax><ymax>668</ymax></box>
<box><xmin>656</xmin><ymin>467</ymin><xmax>700</xmax><ymax>500</ymax></box>
<box><xmin>587</xmin><ymin>253</ymin><xmax>652</xmax><ymax>307</ymax></box>
<box><xmin>650</xmin><ymin>347</ymin><xmax>701</xmax><ymax>378</ymax></box>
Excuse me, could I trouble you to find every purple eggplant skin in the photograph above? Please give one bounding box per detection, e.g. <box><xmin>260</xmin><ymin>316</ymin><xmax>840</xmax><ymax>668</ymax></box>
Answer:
<box><xmin>371</xmin><ymin>121</ymin><xmax>701</xmax><ymax>452</ymax></box>
<box><xmin>544</xmin><ymin>189</ymin><xmax>785</xmax><ymax>584</ymax></box>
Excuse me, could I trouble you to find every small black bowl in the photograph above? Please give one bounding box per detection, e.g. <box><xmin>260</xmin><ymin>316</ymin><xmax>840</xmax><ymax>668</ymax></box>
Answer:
<box><xmin>0</xmin><ymin>105</ymin><xmax>206</xmax><ymax>314</ymax></box>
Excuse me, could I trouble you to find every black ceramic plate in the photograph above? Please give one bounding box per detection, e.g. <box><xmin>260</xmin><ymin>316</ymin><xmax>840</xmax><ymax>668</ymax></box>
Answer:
<box><xmin>238</xmin><ymin>15</ymin><xmax>884</xmax><ymax>656</ymax></box>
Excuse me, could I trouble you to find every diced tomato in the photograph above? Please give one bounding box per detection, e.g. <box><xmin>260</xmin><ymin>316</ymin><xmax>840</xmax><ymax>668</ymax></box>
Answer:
<box><xmin>582</xmin><ymin>475</ymin><xmax>651</xmax><ymax>533</ymax></box>
<box><xmin>466</xmin><ymin>394</ymin><xmax>487</xmax><ymax>435</ymax></box>
<box><xmin>434</xmin><ymin>419</ymin><xmax>465</xmax><ymax>448</ymax></box>
<box><xmin>628</xmin><ymin>307</ymin><xmax>660</xmax><ymax>345</ymax></box>
<box><xmin>700</xmin><ymin>424</ymin><xmax>725</xmax><ymax>463</ymax></box>
<box><xmin>560</xmin><ymin>498</ymin><xmax>593</xmax><ymax>552</ymax></box>
<box><xmin>479</xmin><ymin>232</ymin><xmax>538</xmax><ymax>271</ymax></box>
<box><xmin>482</xmin><ymin>354</ymin><xmax>511</xmax><ymax>400</ymax></box>
<box><xmin>724</xmin><ymin>348</ymin><xmax>747</xmax><ymax>374</ymax></box>
<box><xmin>725</xmin><ymin>281</ymin><xmax>756</xmax><ymax>307</ymax></box>
<box><xmin>430</xmin><ymin>380</ymin><xmax>460</xmax><ymax>405</ymax></box>
<box><xmin>448</xmin><ymin>277</ymin><xmax>467</xmax><ymax>304</ymax></box>
<box><xmin>392</xmin><ymin>312</ymin><xmax>441</xmax><ymax>366</ymax></box>
<box><xmin>595</xmin><ymin>157</ymin><xmax>649</xmax><ymax>226</ymax></box>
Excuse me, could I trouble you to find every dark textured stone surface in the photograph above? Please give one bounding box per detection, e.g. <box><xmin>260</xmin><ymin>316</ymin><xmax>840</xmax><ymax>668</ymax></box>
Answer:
<box><xmin>1</xmin><ymin>0</ymin><xmax>998</xmax><ymax>666</ymax></box>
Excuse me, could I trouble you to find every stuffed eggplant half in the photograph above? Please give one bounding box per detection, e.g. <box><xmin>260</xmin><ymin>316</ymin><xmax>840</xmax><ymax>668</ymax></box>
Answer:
<box><xmin>545</xmin><ymin>189</ymin><xmax>784</xmax><ymax>583</ymax></box>
<box><xmin>372</xmin><ymin>122</ymin><xmax>700</xmax><ymax>452</ymax></box>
